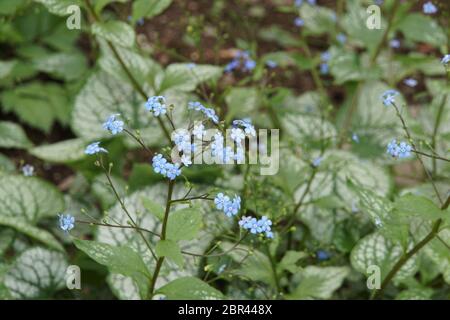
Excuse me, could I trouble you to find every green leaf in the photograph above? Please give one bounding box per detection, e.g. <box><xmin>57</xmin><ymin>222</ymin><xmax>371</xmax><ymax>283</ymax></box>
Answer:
<box><xmin>299</xmin><ymin>4</ymin><xmax>336</xmax><ymax>36</ymax></box>
<box><xmin>396</xmin><ymin>13</ymin><xmax>446</xmax><ymax>47</ymax></box>
<box><xmin>288</xmin><ymin>266</ymin><xmax>349</xmax><ymax>299</ymax></box>
<box><xmin>96</xmin><ymin>184</ymin><xmax>214</xmax><ymax>299</ymax></box>
<box><xmin>157</xmin><ymin>276</ymin><xmax>223</xmax><ymax>300</ymax></box>
<box><xmin>33</xmin><ymin>0</ymin><xmax>83</xmax><ymax>16</ymax></box>
<box><xmin>225</xmin><ymin>87</ymin><xmax>260</xmax><ymax>122</ymax></box>
<box><xmin>348</xmin><ymin>180</ymin><xmax>408</xmax><ymax>246</ymax></box>
<box><xmin>0</xmin><ymin>175</ymin><xmax>65</xmax><ymax>223</ymax></box>
<box><xmin>4</xmin><ymin>247</ymin><xmax>68</xmax><ymax>298</ymax></box>
<box><xmin>0</xmin><ymin>121</ymin><xmax>32</xmax><ymax>149</ymax></box>
<box><xmin>396</xmin><ymin>288</ymin><xmax>433</xmax><ymax>300</ymax></box>
<box><xmin>278</xmin><ymin>251</ymin><xmax>307</xmax><ymax>274</ymax></box>
<box><xmin>351</xmin><ymin>232</ymin><xmax>418</xmax><ymax>283</ymax></box>
<box><xmin>94</xmin><ymin>0</ymin><xmax>127</xmax><ymax>14</ymax></box>
<box><xmin>0</xmin><ymin>0</ymin><xmax>28</xmax><ymax>15</ymax></box>
<box><xmin>0</xmin><ymin>60</ymin><xmax>17</xmax><ymax>80</ymax></box>
<box><xmin>132</xmin><ymin>0</ymin><xmax>173</xmax><ymax>21</ymax></box>
<box><xmin>155</xmin><ymin>239</ymin><xmax>184</xmax><ymax>267</ymax></box>
<box><xmin>73</xmin><ymin>239</ymin><xmax>151</xmax><ymax>299</ymax></box>
<box><xmin>33</xmin><ymin>52</ymin><xmax>87</xmax><ymax>81</ymax></box>
<box><xmin>0</xmin><ymin>216</ymin><xmax>63</xmax><ymax>252</ymax></box>
<box><xmin>0</xmin><ymin>153</ymin><xmax>15</xmax><ymax>174</ymax></box>
<box><xmin>29</xmin><ymin>138</ymin><xmax>87</xmax><ymax>163</ymax></box>
<box><xmin>92</xmin><ymin>21</ymin><xmax>136</xmax><ymax>48</ymax></box>
<box><xmin>167</xmin><ymin>207</ymin><xmax>202</xmax><ymax>241</ymax></box>
<box><xmin>394</xmin><ymin>194</ymin><xmax>447</xmax><ymax>222</ymax></box>
<box><xmin>141</xmin><ymin>197</ymin><xmax>164</xmax><ymax>220</ymax></box>
<box><xmin>158</xmin><ymin>63</ymin><xmax>223</xmax><ymax>93</ymax></box>
<box><xmin>1</xmin><ymin>82</ymin><xmax>70</xmax><ymax>132</ymax></box>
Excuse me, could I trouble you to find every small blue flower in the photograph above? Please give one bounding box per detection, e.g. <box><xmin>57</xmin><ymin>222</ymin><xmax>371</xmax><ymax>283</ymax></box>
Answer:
<box><xmin>22</xmin><ymin>164</ymin><xmax>34</xmax><ymax>177</ymax></box>
<box><xmin>59</xmin><ymin>214</ymin><xmax>75</xmax><ymax>232</ymax></box>
<box><xmin>352</xmin><ymin>133</ymin><xmax>360</xmax><ymax>143</ymax></box>
<box><xmin>294</xmin><ymin>17</ymin><xmax>304</xmax><ymax>27</ymax></box>
<box><xmin>231</xmin><ymin>128</ymin><xmax>245</xmax><ymax>143</ymax></box>
<box><xmin>214</xmin><ymin>193</ymin><xmax>230</xmax><ymax>210</ymax></box>
<box><xmin>85</xmin><ymin>142</ymin><xmax>107</xmax><ymax>155</ymax></box>
<box><xmin>233</xmin><ymin>118</ymin><xmax>256</xmax><ymax>137</ymax></box>
<box><xmin>381</xmin><ymin>89</ymin><xmax>399</xmax><ymax>107</ymax></box>
<box><xmin>337</xmin><ymin>33</ymin><xmax>347</xmax><ymax>44</ymax></box>
<box><xmin>312</xmin><ymin>157</ymin><xmax>322</xmax><ymax>167</ymax></box>
<box><xmin>375</xmin><ymin>0</ymin><xmax>384</xmax><ymax>5</ymax></box>
<box><xmin>320</xmin><ymin>63</ymin><xmax>329</xmax><ymax>75</ymax></box>
<box><xmin>266</xmin><ymin>60</ymin><xmax>277</xmax><ymax>69</ymax></box>
<box><xmin>441</xmin><ymin>54</ymin><xmax>450</xmax><ymax>65</ymax></box>
<box><xmin>188</xmin><ymin>101</ymin><xmax>219</xmax><ymax>123</ymax></box>
<box><xmin>403</xmin><ymin>78</ymin><xmax>418</xmax><ymax>87</ymax></box>
<box><xmin>294</xmin><ymin>0</ymin><xmax>303</xmax><ymax>7</ymax></box>
<box><xmin>186</xmin><ymin>63</ymin><xmax>197</xmax><ymax>69</ymax></box>
<box><xmin>316</xmin><ymin>250</ymin><xmax>330</xmax><ymax>261</ymax></box>
<box><xmin>423</xmin><ymin>1</ymin><xmax>437</xmax><ymax>14</ymax></box>
<box><xmin>397</xmin><ymin>141</ymin><xmax>412</xmax><ymax>158</ymax></box>
<box><xmin>223</xmin><ymin>195</ymin><xmax>241</xmax><ymax>217</ymax></box>
<box><xmin>386</xmin><ymin>139</ymin><xmax>399</xmax><ymax>157</ymax></box>
<box><xmin>389</xmin><ymin>39</ymin><xmax>400</xmax><ymax>49</ymax></box>
<box><xmin>239</xmin><ymin>215</ymin><xmax>274</xmax><ymax>238</ymax></box>
<box><xmin>386</xmin><ymin>139</ymin><xmax>412</xmax><ymax>159</ymax></box>
<box><xmin>145</xmin><ymin>96</ymin><xmax>167</xmax><ymax>117</ymax></box>
<box><xmin>102</xmin><ymin>114</ymin><xmax>124</xmax><ymax>135</ymax></box>
<box><xmin>307</xmin><ymin>0</ymin><xmax>316</xmax><ymax>5</ymax></box>
<box><xmin>321</xmin><ymin>51</ymin><xmax>331</xmax><ymax>62</ymax></box>
<box><xmin>151</xmin><ymin>154</ymin><xmax>181</xmax><ymax>180</ymax></box>
<box><xmin>243</xmin><ymin>59</ymin><xmax>256</xmax><ymax>72</ymax></box>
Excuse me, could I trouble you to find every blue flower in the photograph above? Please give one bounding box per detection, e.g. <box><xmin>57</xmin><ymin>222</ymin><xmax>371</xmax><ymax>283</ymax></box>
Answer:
<box><xmin>441</xmin><ymin>54</ymin><xmax>450</xmax><ymax>65</ymax></box>
<box><xmin>389</xmin><ymin>39</ymin><xmax>400</xmax><ymax>49</ymax></box>
<box><xmin>397</xmin><ymin>141</ymin><xmax>412</xmax><ymax>158</ymax></box>
<box><xmin>102</xmin><ymin>114</ymin><xmax>124</xmax><ymax>135</ymax></box>
<box><xmin>403</xmin><ymin>78</ymin><xmax>418</xmax><ymax>87</ymax></box>
<box><xmin>22</xmin><ymin>164</ymin><xmax>34</xmax><ymax>177</ymax></box>
<box><xmin>294</xmin><ymin>17</ymin><xmax>304</xmax><ymax>27</ymax></box>
<box><xmin>215</xmin><ymin>193</ymin><xmax>241</xmax><ymax>217</ymax></box>
<box><xmin>225</xmin><ymin>50</ymin><xmax>256</xmax><ymax>73</ymax></box>
<box><xmin>243</xmin><ymin>59</ymin><xmax>256</xmax><ymax>72</ymax></box>
<box><xmin>386</xmin><ymin>139</ymin><xmax>399</xmax><ymax>157</ymax></box>
<box><xmin>214</xmin><ymin>193</ymin><xmax>230</xmax><ymax>210</ymax></box>
<box><xmin>233</xmin><ymin>118</ymin><xmax>256</xmax><ymax>137</ymax></box>
<box><xmin>294</xmin><ymin>0</ymin><xmax>303</xmax><ymax>7</ymax></box>
<box><xmin>151</xmin><ymin>154</ymin><xmax>181</xmax><ymax>180</ymax></box>
<box><xmin>145</xmin><ymin>96</ymin><xmax>167</xmax><ymax>117</ymax></box>
<box><xmin>352</xmin><ymin>133</ymin><xmax>360</xmax><ymax>143</ymax></box>
<box><xmin>231</xmin><ymin>128</ymin><xmax>245</xmax><ymax>143</ymax></box>
<box><xmin>423</xmin><ymin>1</ymin><xmax>437</xmax><ymax>14</ymax></box>
<box><xmin>307</xmin><ymin>0</ymin><xmax>316</xmax><ymax>4</ymax></box>
<box><xmin>239</xmin><ymin>216</ymin><xmax>274</xmax><ymax>238</ymax></box>
<box><xmin>321</xmin><ymin>51</ymin><xmax>331</xmax><ymax>62</ymax></box>
<box><xmin>186</xmin><ymin>63</ymin><xmax>197</xmax><ymax>69</ymax></box>
<box><xmin>337</xmin><ymin>33</ymin><xmax>347</xmax><ymax>44</ymax></box>
<box><xmin>85</xmin><ymin>142</ymin><xmax>107</xmax><ymax>155</ymax></box>
<box><xmin>266</xmin><ymin>60</ymin><xmax>277</xmax><ymax>69</ymax></box>
<box><xmin>312</xmin><ymin>157</ymin><xmax>322</xmax><ymax>167</ymax></box>
<box><xmin>188</xmin><ymin>101</ymin><xmax>219</xmax><ymax>123</ymax></box>
<box><xmin>59</xmin><ymin>214</ymin><xmax>75</xmax><ymax>232</ymax></box>
<box><xmin>381</xmin><ymin>89</ymin><xmax>399</xmax><ymax>107</ymax></box>
<box><xmin>386</xmin><ymin>139</ymin><xmax>412</xmax><ymax>159</ymax></box>
<box><xmin>316</xmin><ymin>250</ymin><xmax>330</xmax><ymax>261</ymax></box>
<box><xmin>320</xmin><ymin>63</ymin><xmax>329</xmax><ymax>75</ymax></box>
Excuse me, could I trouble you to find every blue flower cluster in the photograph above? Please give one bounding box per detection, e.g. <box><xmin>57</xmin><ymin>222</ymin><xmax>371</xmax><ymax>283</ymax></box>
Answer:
<box><xmin>232</xmin><ymin>118</ymin><xmax>256</xmax><ymax>137</ymax></box>
<box><xmin>386</xmin><ymin>139</ymin><xmax>412</xmax><ymax>159</ymax></box>
<box><xmin>102</xmin><ymin>113</ymin><xmax>124</xmax><ymax>135</ymax></box>
<box><xmin>145</xmin><ymin>96</ymin><xmax>167</xmax><ymax>116</ymax></box>
<box><xmin>224</xmin><ymin>51</ymin><xmax>256</xmax><ymax>73</ymax></box>
<box><xmin>59</xmin><ymin>214</ymin><xmax>75</xmax><ymax>232</ymax></box>
<box><xmin>423</xmin><ymin>1</ymin><xmax>437</xmax><ymax>14</ymax></box>
<box><xmin>294</xmin><ymin>0</ymin><xmax>316</xmax><ymax>7</ymax></box>
<box><xmin>152</xmin><ymin>154</ymin><xmax>181</xmax><ymax>180</ymax></box>
<box><xmin>188</xmin><ymin>101</ymin><xmax>219</xmax><ymax>123</ymax></box>
<box><xmin>381</xmin><ymin>89</ymin><xmax>399</xmax><ymax>107</ymax></box>
<box><xmin>85</xmin><ymin>142</ymin><xmax>108</xmax><ymax>155</ymax></box>
<box><xmin>239</xmin><ymin>216</ymin><xmax>274</xmax><ymax>238</ymax></box>
<box><xmin>214</xmin><ymin>193</ymin><xmax>241</xmax><ymax>217</ymax></box>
